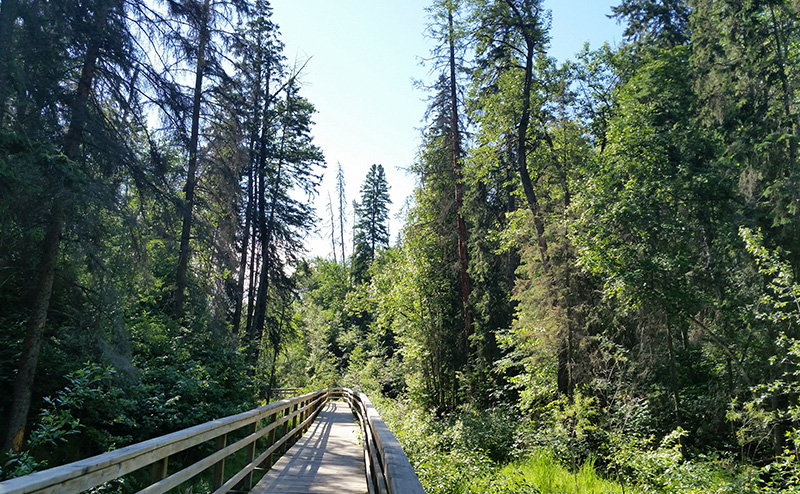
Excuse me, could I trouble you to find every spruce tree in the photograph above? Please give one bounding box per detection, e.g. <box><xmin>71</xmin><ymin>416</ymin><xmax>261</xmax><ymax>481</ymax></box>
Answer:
<box><xmin>352</xmin><ymin>164</ymin><xmax>391</xmax><ymax>280</ymax></box>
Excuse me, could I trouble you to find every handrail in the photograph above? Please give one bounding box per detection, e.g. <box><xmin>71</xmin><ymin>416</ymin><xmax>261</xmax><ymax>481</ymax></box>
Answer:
<box><xmin>0</xmin><ymin>388</ymin><xmax>424</xmax><ymax>494</ymax></box>
<box><xmin>332</xmin><ymin>388</ymin><xmax>425</xmax><ymax>494</ymax></box>
<box><xmin>0</xmin><ymin>389</ymin><xmax>328</xmax><ymax>494</ymax></box>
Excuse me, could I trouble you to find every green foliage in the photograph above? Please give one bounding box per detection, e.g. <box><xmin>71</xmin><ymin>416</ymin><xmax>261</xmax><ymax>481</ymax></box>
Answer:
<box><xmin>127</xmin><ymin>313</ymin><xmax>254</xmax><ymax>437</ymax></box>
<box><xmin>377</xmin><ymin>398</ymin><xmax>504</xmax><ymax>494</ymax></box>
<box><xmin>606</xmin><ymin>428</ymin><xmax>760</xmax><ymax>493</ymax></box>
<box><xmin>352</xmin><ymin>164</ymin><xmax>391</xmax><ymax>281</ymax></box>
<box><xmin>730</xmin><ymin>227</ymin><xmax>800</xmax><ymax>490</ymax></box>
<box><xmin>4</xmin><ymin>0</ymin><xmax>800</xmax><ymax>491</ymax></box>
<box><xmin>469</xmin><ymin>450</ymin><xmax>621</xmax><ymax>494</ymax></box>
<box><xmin>0</xmin><ymin>364</ymin><xmax>112</xmax><ymax>480</ymax></box>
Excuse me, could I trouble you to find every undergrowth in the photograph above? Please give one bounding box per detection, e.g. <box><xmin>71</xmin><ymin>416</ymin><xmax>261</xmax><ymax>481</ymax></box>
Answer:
<box><xmin>375</xmin><ymin>396</ymin><xmax>763</xmax><ymax>494</ymax></box>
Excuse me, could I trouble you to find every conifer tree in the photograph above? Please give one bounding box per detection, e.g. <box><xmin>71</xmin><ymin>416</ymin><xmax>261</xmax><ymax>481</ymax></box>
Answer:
<box><xmin>428</xmin><ymin>0</ymin><xmax>475</xmax><ymax>350</ymax></box>
<box><xmin>1</xmin><ymin>0</ymin><xmax>147</xmax><ymax>451</ymax></box>
<box><xmin>352</xmin><ymin>164</ymin><xmax>391</xmax><ymax>280</ymax></box>
<box><xmin>170</xmin><ymin>0</ymin><xmax>250</xmax><ymax>320</ymax></box>
<box><xmin>336</xmin><ymin>162</ymin><xmax>348</xmax><ymax>263</ymax></box>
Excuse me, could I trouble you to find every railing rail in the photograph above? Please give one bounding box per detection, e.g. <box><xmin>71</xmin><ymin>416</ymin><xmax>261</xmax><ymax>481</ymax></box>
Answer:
<box><xmin>0</xmin><ymin>389</ymin><xmax>328</xmax><ymax>494</ymax></box>
<box><xmin>0</xmin><ymin>388</ymin><xmax>424</xmax><ymax>494</ymax></box>
<box><xmin>332</xmin><ymin>388</ymin><xmax>425</xmax><ymax>494</ymax></box>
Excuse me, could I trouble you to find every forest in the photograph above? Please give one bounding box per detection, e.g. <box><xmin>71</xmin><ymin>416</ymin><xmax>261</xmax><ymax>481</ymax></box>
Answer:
<box><xmin>2</xmin><ymin>0</ymin><xmax>800</xmax><ymax>492</ymax></box>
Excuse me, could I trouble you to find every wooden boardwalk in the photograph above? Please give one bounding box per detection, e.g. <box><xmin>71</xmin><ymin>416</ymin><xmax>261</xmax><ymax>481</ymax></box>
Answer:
<box><xmin>250</xmin><ymin>401</ymin><xmax>368</xmax><ymax>494</ymax></box>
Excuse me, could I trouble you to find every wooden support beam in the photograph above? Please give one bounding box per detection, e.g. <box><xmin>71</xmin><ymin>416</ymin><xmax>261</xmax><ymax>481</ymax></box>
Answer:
<box><xmin>212</xmin><ymin>433</ymin><xmax>227</xmax><ymax>489</ymax></box>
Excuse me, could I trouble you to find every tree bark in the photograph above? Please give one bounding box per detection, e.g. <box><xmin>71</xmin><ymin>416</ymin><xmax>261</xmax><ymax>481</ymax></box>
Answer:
<box><xmin>251</xmin><ymin>81</ymin><xmax>291</xmax><ymax>360</ymax></box>
<box><xmin>0</xmin><ymin>0</ymin><xmax>18</xmax><ymax>124</ymax></box>
<box><xmin>448</xmin><ymin>10</ymin><xmax>474</xmax><ymax>349</ymax></box>
<box><xmin>516</xmin><ymin>40</ymin><xmax>550</xmax><ymax>273</ymax></box>
<box><xmin>2</xmin><ymin>20</ymin><xmax>103</xmax><ymax>451</ymax></box>
<box><xmin>328</xmin><ymin>193</ymin><xmax>338</xmax><ymax>263</ymax></box>
<box><xmin>174</xmin><ymin>0</ymin><xmax>211</xmax><ymax>320</ymax></box>
<box><xmin>337</xmin><ymin>164</ymin><xmax>346</xmax><ymax>263</ymax></box>
<box><xmin>233</xmin><ymin>104</ymin><xmax>261</xmax><ymax>337</ymax></box>
<box><xmin>252</xmin><ymin>86</ymin><xmax>290</xmax><ymax>359</ymax></box>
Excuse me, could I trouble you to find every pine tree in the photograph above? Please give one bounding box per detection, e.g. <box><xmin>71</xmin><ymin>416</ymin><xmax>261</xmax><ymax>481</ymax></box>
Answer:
<box><xmin>1</xmin><ymin>0</ymin><xmax>150</xmax><ymax>451</ymax></box>
<box><xmin>248</xmin><ymin>77</ymin><xmax>324</xmax><ymax>364</ymax></box>
<box><xmin>427</xmin><ymin>0</ymin><xmax>475</xmax><ymax>352</ymax></box>
<box><xmin>352</xmin><ymin>164</ymin><xmax>391</xmax><ymax>280</ymax></box>
<box><xmin>229</xmin><ymin>0</ymin><xmax>285</xmax><ymax>338</ymax></box>
<box><xmin>170</xmin><ymin>0</ymin><xmax>250</xmax><ymax>320</ymax></box>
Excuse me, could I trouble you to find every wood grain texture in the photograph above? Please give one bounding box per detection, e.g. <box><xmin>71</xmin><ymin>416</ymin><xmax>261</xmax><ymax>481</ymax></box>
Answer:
<box><xmin>251</xmin><ymin>401</ymin><xmax>368</xmax><ymax>494</ymax></box>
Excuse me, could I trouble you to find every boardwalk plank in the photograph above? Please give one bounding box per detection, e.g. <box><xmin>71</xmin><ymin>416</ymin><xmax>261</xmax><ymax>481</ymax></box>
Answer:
<box><xmin>251</xmin><ymin>401</ymin><xmax>368</xmax><ymax>494</ymax></box>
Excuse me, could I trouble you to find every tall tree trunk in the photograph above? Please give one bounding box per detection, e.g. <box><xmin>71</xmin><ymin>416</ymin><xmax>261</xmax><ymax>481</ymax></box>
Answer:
<box><xmin>328</xmin><ymin>193</ymin><xmax>338</xmax><ymax>263</ymax></box>
<box><xmin>174</xmin><ymin>0</ymin><xmax>211</xmax><ymax>320</ymax></box>
<box><xmin>245</xmin><ymin>231</ymin><xmax>259</xmax><ymax>338</ymax></box>
<box><xmin>0</xmin><ymin>0</ymin><xmax>18</xmax><ymax>124</ymax></box>
<box><xmin>517</xmin><ymin>40</ymin><xmax>550</xmax><ymax>273</ymax></box>
<box><xmin>448</xmin><ymin>10</ymin><xmax>474</xmax><ymax>349</ymax></box>
<box><xmin>250</xmin><ymin>146</ymin><xmax>268</xmax><ymax>353</ymax></box>
<box><xmin>250</xmin><ymin>83</ymin><xmax>284</xmax><ymax>361</ymax></box>
<box><xmin>2</xmin><ymin>24</ymin><xmax>103</xmax><ymax>451</ymax></box>
<box><xmin>252</xmin><ymin>106</ymin><xmax>289</xmax><ymax>359</ymax></box>
<box><xmin>234</xmin><ymin>120</ymin><xmax>259</xmax><ymax>337</ymax></box>
<box><xmin>337</xmin><ymin>164</ymin><xmax>346</xmax><ymax>263</ymax></box>
<box><xmin>245</xmin><ymin>98</ymin><xmax>272</xmax><ymax>340</ymax></box>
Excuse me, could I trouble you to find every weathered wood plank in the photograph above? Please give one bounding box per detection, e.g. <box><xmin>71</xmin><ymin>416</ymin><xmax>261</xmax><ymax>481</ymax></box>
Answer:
<box><xmin>250</xmin><ymin>401</ymin><xmax>368</xmax><ymax>494</ymax></box>
<box><xmin>346</xmin><ymin>389</ymin><xmax>424</xmax><ymax>494</ymax></box>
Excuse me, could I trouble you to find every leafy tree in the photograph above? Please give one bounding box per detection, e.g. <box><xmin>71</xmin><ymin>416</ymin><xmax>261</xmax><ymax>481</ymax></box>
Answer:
<box><xmin>472</xmin><ymin>0</ymin><xmax>551</xmax><ymax>273</ymax></box>
<box><xmin>611</xmin><ymin>0</ymin><xmax>691</xmax><ymax>49</ymax></box>
<box><xmin>380</xmin><ymin>87</ymin><xmax>466</xmax><ymax>410</ymax></box>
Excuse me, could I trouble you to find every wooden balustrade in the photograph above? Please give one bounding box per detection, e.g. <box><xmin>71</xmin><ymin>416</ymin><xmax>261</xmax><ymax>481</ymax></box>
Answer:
<box><xmin>0</xmin><ymin>388</ymin><xmax>424</xmax><ymax>494</ymax></box>
<box><xmin>334</xmin><ymin>388</ymin><xmax>425</xmax><ymax>494</ymax></box>
<box><xmin>0</xmin><ymin>390</ymin><xmax>328</xmax><ymax>494</ymax></box>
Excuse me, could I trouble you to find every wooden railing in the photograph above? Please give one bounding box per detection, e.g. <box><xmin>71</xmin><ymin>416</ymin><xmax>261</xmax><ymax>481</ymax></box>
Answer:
<box><xmin>332</xmin><ymin>388</ymin><xmax>425</xmax><ymax>494</ymax></box>
<box><xmin>0</xmin><ymin>388</ymin><xmax>424</xmax><ymax>494</ymax></box>
<box><xmin>0</xmin><ymin>389</ymin><xmax>328</xmax><ymax>494</ymax></box>
<box><xmin>267</xmin><ymin>388</ymin><xmax>297</xmax><ymax>399</ymax></box>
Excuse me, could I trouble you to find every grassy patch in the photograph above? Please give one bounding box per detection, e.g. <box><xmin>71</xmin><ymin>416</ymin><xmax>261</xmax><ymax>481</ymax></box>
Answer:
<box><xmin>468</xmin><ymin>449</ymin><xmax>621</xmax><ymax>494</ymax></box>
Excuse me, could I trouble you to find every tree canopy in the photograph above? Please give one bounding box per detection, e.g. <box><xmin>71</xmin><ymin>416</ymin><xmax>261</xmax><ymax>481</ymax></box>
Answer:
<box><xmin>5</xmin><ymin>0</ymin><xmax>800</xmax><ymax>491</ymax></box>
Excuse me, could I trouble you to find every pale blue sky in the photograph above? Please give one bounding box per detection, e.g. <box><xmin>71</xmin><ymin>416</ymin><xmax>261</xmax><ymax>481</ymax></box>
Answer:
<box><xmin>268</xmin><ymin>0</ymin><xmax>624</xmax><ymax>259</ymax></box>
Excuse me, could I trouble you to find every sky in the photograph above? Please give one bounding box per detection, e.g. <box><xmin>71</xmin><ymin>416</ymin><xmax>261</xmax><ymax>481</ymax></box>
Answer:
<box><xmin>268</xmin><ymin>0</ymin><xmax>625</xmax><ymax>260</ymax></box>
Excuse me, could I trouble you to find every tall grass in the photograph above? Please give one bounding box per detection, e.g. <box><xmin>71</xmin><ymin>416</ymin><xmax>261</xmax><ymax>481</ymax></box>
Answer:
<box><xmin>468</xmin><ymin>449</ymin><xmax>622</xmax><ymax>494</ymax></box>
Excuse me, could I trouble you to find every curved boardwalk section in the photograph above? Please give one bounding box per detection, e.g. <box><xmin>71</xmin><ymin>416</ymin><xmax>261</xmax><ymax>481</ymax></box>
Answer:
<box><xmin>251</xmin><ymin>401</ymin><xmax>367</xmax><ymax>494</ymax></box>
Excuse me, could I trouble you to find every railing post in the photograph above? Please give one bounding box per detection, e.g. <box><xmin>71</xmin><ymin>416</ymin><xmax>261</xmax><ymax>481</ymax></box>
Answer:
<box><xmin>212</xmin><ymin>433</ymin><xmax>227</xmax><ymax>490</ymax></box>
<box><xmin>151</xmin><ymin>456</ymin><xmax>168</xmax><ymax>484</ymax></box>
<box><xmin>291</xmin><ymin>403</ymin><xmax>299</xmax><ymax>442</ymax></box>
<box><xmin>266</xmin><ymin>411</ymin><xmax>278</xmax><ymax>467</ymax></box>
<box><xmin>300</xmin><ymin>399</ymin><xmax>307</xmax><ymax>433</ymax></box>
<box><xmin>243</xmin><ymin>422</ymin><xmax>257</xmax><ymax>489</ymax></box>
<box><xmin>279</xmin><ymin>408</ymin><xmax>289</xmax><ymax>455</ymax></box>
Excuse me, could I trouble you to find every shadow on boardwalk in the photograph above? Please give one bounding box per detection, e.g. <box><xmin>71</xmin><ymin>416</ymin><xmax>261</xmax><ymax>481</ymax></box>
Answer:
<box><xmin>250</xmin><ymin>401</ymin><xmax>368</xmax><ymax>494</ymax></box>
